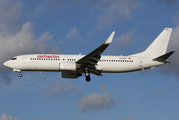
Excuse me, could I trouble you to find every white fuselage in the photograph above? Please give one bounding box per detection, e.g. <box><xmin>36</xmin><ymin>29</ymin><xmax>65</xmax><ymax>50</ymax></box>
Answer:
<box><xmin>3</xmin><ymin>54</ymin><xmax>164</xmax><ymax>73</ymax></box>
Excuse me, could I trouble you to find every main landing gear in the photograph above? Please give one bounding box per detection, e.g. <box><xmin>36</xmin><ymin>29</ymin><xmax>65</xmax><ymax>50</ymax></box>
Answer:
<box><xmin>85</xmin><ymin>69</ymin><xmax>91</xmax><ymax>82</ymax></box>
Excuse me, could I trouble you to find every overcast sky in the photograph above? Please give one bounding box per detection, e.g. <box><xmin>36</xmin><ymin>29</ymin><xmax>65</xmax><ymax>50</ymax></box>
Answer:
<box><xmin>1</xmin><ymin>0</ymin><xmax>179</xmax><ymax>120</ymax></box>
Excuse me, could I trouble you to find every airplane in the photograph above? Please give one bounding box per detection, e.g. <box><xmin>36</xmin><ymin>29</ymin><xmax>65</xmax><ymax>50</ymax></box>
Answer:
<box><xmin>3</xmin><ymin>28</ymin><xmax>174</xmax><ymax>82</ymax></box>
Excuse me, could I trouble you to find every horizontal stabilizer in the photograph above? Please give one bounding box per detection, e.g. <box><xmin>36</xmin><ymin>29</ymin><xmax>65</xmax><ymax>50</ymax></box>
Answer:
<box><xmin>153</xmin><ymin>51</ymin><xmax>175</xmax><ymax>62</ymax></box>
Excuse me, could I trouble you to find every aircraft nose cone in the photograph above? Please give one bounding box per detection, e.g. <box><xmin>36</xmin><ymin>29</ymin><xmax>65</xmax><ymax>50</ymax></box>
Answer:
<box><xmin>3</xmin><ymin>61</ymin><xmax>9</xmax><ymax>67</ymax></box>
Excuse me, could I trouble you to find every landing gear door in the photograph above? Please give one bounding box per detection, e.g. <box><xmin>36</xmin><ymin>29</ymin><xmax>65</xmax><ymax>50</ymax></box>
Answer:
<box><xmin>139</xmin><ymin>58</ymin><xmax>143</xmax><ymax>67</ymax></box>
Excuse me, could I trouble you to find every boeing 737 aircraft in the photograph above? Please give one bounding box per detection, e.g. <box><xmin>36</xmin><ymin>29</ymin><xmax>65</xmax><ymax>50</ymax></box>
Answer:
<box><xmin>3</xmin><ymin>28</ymin><xmax>174</xmax><ymax>82</ymax></box>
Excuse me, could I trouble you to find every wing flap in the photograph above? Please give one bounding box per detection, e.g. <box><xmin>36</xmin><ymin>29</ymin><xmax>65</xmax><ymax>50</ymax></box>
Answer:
<box><xmin>90</xmin><ymin>57</ymin><xmax>100</xmax><ymax>62</ymax></box>
<box><xmin>87</xmin><ymin>61</ymin><xmax>98</xmax><ymax>66</ymax></box>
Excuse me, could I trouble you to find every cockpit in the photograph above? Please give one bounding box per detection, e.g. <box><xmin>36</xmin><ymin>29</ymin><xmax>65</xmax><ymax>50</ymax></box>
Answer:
<box><xmin>11</xmin><ymin>58</ymin><xmax>17</xmax><ymax>60</ymax></box>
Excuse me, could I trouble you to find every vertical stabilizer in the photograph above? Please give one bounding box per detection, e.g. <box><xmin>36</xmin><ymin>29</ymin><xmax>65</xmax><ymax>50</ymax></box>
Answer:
<box><xmin>131</xmin><ymin>28</ymin><xmax>172</xmax><ymax>57</ymax></box>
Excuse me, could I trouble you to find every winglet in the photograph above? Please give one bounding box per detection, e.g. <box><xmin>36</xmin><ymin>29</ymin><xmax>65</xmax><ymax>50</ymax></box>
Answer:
<box><xmin>104</xmin><ymin>31</ymin><xmax>115</xmax><ymax>44</ymax></box>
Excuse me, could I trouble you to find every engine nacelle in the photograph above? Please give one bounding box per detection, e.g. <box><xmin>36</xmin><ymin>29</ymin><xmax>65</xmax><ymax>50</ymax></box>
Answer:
<box><xmin>62</xmin><ymin>72</ymin><xmax>82</xmax><ymax>78</ymax></box>
<box><xmin>59</xmin><ymin>63</ymin><xmax>76</xmax><ymax>71</ymax></box>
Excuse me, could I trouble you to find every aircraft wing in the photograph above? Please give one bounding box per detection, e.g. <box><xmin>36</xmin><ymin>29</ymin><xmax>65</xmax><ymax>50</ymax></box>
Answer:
<box><xmin>76</xmin><ymin>31</ymin><xmax>115</xmax><ymax>70</ymax></box>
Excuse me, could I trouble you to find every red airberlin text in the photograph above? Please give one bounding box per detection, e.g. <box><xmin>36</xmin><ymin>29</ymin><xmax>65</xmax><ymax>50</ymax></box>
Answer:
<box><xmin>37</xmin><ymin>55</ymin><xmax>60</xmax><ymax>59</ymax></box>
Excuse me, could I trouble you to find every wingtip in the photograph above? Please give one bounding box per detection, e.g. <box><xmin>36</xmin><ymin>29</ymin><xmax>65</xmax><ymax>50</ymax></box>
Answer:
<box><xmin>105</xmin><ymin>31</ymin><xmax>115</xmax><ymax>44</ymax></box>
<box><xmin>165</xmin><ymin>28</ymin><xmax>172</xmax><ymax>31</ymax></box>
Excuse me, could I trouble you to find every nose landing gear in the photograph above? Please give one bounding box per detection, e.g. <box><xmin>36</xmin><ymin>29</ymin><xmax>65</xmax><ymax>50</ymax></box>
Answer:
<box><xmin>19</xmin><ymin>73</ymin><xmax>22</xmax><ymax>77</ymax></box>
<box><xmin>13</xmin><ymin>69</ymin><xmax>22</xmax><ymax>77</ymax></box>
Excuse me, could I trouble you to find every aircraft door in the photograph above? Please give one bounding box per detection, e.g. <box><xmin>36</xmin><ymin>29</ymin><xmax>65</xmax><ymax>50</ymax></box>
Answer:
<box><xmin>22</xmin><ymin>56</ymin><xmax>26</xmax><ymax>63</ymax></box>
<box><xmin>139</xmin><ymin>58</ymin><xmax>143</xmax><ymax>67</ymax></box>
<box><xmin>21</xmin><ymin>56</ymin><xmax>28</xmax><ymax>69</ymax></box>
<box><xmin>22</xmin><ymin>56</ymin><xmax>35</xmax><ymax>70</ymax></box>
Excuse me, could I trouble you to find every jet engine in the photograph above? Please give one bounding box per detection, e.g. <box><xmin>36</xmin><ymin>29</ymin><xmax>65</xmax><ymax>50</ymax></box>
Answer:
<box><xmin>62</xmin><ymin>72</ymin><xmax>82</xmax><ymax>78</ymax></box>
<box><xmin>59</xmin><ymin>63</ymin><xmax>76</xmax><ymax>71</ymax></box>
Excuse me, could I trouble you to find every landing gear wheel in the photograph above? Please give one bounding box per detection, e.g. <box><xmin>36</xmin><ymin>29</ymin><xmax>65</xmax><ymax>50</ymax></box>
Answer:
<box><xmin>19</xmin><ymin>74</ymin><xmax>22</xmax><ymax>77</ymax></box>
<box><xmin>85</xmin><ymin>72</ymin><xmax>90</xmax><ymax>77</ymax></box>
<box><xmin>85</xmin><ymin>69</ymin><xmax>91</xmax><ymax>82</ymax></box>
<box><xmin>86</xmin><ymin>76</ymin><xmax>91</xmax><ymax>82</ymax></box>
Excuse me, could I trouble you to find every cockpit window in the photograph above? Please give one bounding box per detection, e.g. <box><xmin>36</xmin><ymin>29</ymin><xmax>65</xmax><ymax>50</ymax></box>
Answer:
<box><xmin>12</xmin><ymin>58</ymin><xmax>17</xmax><ymax>60</ymax></box>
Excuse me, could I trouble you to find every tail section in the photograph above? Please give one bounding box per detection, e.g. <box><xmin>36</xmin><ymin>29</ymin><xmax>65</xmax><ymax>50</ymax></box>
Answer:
<box><xmin>131</xmin><ymin>28</ymin><xmax>172</xmax><ymax>57</ymax></box>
